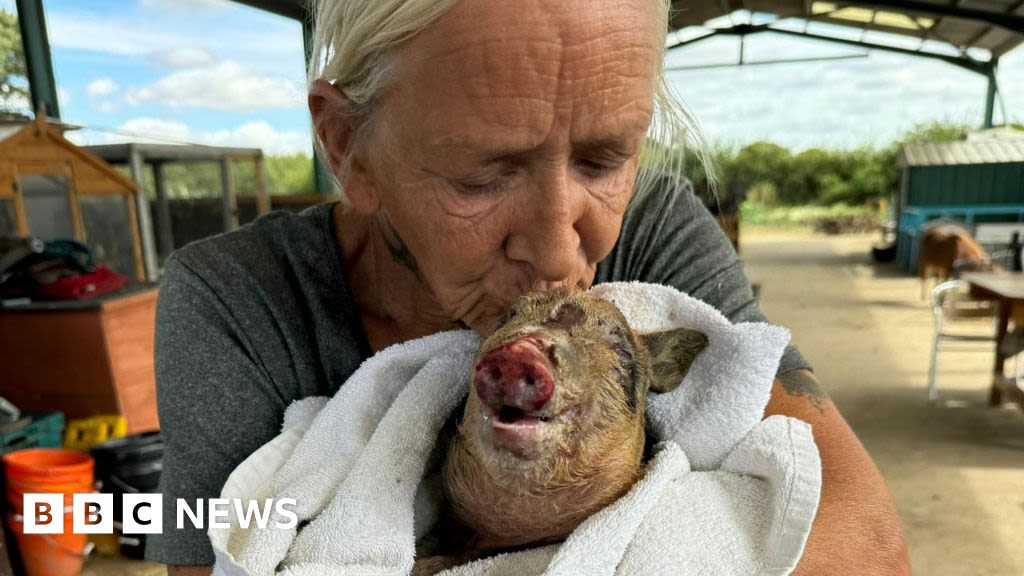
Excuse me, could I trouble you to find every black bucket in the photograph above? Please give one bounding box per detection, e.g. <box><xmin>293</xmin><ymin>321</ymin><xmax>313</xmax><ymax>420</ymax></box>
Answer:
<box><xmin>89</xmin><ymin>431</ymin><xmax>163</xmax><ymax>559</ymax></box>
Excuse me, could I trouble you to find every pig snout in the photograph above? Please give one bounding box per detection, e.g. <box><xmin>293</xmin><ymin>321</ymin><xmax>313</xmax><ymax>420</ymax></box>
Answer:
<box><xmin>474</xmin><ymin>337</ymin><xmax>555</xmax><ymax>415</ymax></box>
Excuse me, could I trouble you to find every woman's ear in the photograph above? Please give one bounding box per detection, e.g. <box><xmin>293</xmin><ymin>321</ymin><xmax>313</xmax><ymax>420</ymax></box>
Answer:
<box><xmin>308</xmin><ymin>79</ymin><xmax>380</xmax><ymax>214</ymax></box>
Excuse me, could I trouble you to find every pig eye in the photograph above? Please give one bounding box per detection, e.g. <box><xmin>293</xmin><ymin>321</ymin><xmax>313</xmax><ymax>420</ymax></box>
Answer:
<box><xmin>608</xmin><ymin>327</ymin><xmax>635</xmax><ymax>365</ymax></box>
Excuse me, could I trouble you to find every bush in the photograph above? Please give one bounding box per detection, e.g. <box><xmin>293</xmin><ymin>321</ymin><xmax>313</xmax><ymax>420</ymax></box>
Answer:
<box><xmin>671</xmin><ymin>119</ymin><xmax>976</xmax><ymax>209</ymax></box>
<box><xmin>740</xmin><ymin>203</ymin><xmax>884</xmax><ymax>233</ymax></box>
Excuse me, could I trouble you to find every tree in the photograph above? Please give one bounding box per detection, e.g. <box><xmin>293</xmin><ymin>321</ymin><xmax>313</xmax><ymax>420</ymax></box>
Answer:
<box><xmin>898</xmin><ymin>119</ymin><xmax>971</xmax><ymax>144</ymax></box>
<box><xmin>0</xmin><ymin>9</ymin><xmax>30</xmax><ymax>113</ymax></box>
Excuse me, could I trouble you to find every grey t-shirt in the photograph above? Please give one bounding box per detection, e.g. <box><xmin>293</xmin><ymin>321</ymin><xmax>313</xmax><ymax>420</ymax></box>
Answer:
<box><xmin>145</xmin><ymin>179</ymin><xmax>810</xmax><ymax>566</ymax></box>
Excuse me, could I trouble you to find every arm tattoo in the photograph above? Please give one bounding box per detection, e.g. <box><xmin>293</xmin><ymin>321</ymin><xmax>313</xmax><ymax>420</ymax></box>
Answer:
<box><xmin>779</xmin><ymin>370</ymin><xmax>828</xmax><ymax>415</ymax></box>
<box><xmin>376</xmin><ymin>214</ymin><xmax>424</xmax><ymax>283</ymax></box>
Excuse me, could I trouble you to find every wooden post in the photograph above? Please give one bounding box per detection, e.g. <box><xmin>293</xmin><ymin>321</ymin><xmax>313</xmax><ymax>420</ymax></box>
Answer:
<box><xmin>124</xmin><ymin>193</ymin><xmax>145</xmax><ymax>282</ymax></box>
<box><xmin>220</xmin><ymin>157</ymin><xmax>239</xmax><ymax>232</ymax></box>
<box><xmin>65</xmin><ymin>162</ymin><xmax>86</xmax><ymax>241</ymax></box>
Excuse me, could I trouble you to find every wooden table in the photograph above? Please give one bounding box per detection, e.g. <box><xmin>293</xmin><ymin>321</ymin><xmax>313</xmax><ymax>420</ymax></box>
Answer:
<box><xmin>962</xmin><ymin>272</ymin><xmax>1024</xmax><ymax>407</ymax></box>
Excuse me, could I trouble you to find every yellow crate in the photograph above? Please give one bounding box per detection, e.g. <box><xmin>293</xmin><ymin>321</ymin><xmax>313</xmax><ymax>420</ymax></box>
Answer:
<box><xmin>64</xmin><ymin>415</ymin><xmax>127</xmax><ymax>452</ymax></box>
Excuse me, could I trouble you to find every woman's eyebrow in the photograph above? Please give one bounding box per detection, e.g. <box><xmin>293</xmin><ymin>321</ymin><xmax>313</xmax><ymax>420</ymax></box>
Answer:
<box><xmin>435</xmin><ymin>135</ymin><xmax>637</xmax><ymax>164</ymax></box>
<box><xmin>573</xmin><ymin>136</ymin><xmax>637</xmax><ymax>156</ymax></box>
<box><xmin>433</xmin><ymin>139</ymin><xmax>542</xmax><ymax>165</ymax></box>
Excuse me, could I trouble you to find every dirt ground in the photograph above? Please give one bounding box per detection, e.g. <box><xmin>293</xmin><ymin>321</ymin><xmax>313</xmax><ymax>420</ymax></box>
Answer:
<box><xmin>742</xmin><ymin>226</ymin><xmax>1024</xmax><ymax>576</ymax></box>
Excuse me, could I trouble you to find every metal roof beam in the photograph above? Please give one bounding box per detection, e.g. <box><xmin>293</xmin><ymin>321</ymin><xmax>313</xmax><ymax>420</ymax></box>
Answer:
<box><xmin>230</xmin><ymin>0</ymin><xmax>306</xmax><ymax>21</ymax></box>
<box><xmin>15</xmin><ymin>0</ymin><xmax>59</xmax><ymax>118</ymax></box>
<box><xmin>850</xmin><ymin>0</ymin><xmax>1024</xmax><ymax>32</ymax></box>
<box><xmin>668</xmin><ymin>23</ymin><xmax>993</xmax><ymax>75</ymax></box>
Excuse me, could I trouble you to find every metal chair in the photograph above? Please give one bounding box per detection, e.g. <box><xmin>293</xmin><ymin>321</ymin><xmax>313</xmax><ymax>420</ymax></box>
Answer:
<box><xmin>927</xmin><ymin>280</ymin><xmax>1000</xmax><ymax>402</ymax></box>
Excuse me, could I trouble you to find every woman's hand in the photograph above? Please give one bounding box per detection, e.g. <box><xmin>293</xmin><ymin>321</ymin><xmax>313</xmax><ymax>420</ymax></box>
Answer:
<box><xmin>767</xmin><ymin>370</ymin><xmax>911</xmax><ymax>575</ymax></box>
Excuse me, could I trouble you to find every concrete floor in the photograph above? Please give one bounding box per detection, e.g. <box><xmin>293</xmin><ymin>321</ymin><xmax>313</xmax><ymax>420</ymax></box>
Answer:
<box><xmin>79</xmin><ymin>227</ymin><xmax>1024</xmax><ymax>576</ymax></box>
<box><xmin>742</xmin><ymin>227</ymin><xmax>1024</xmax><ymax>576</ymax></box>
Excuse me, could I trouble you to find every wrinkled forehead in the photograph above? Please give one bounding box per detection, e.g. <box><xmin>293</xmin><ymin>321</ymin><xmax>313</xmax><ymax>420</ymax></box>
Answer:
<box><xmin>385</xmin><ymin>0</ymin><xmax>664</xmax><ymax>150</ymax></box>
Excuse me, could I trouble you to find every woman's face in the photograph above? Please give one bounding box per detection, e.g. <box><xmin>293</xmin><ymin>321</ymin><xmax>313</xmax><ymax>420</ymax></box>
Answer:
<box><xmin>342</xmin><ymin>0</ymin><xmax>663</xmax><ymax>334</ymax></box>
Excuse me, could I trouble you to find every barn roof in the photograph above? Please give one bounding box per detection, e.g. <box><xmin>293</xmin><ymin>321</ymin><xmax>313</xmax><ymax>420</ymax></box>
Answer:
<box><xmin>668</xmin><ymin>0</ymin><xmax>1024</xmax><ymax>60</ymax></box>
<box><xmin>233</xmin><ymin>0</ymin><xmax>1024</xmax><ymax>65</ymax></box>
<box><xmin>901</xmin><ymin>137</ymin><xmax>1024</xmax><ymax>166</ymax></box>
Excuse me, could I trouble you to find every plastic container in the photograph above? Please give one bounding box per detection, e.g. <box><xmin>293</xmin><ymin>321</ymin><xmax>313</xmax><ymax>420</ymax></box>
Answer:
<box><xmin>90</xmin><ymin>431</ymin><xmax>163</xmax><ymax>559</ymax></box>
<box><xmin>3</xmin><ymin>448</ymin><xmax>95</xmax><ymax>576</ymax></box>
<box><xmin>0</xmin><ymin>413</ymin><xmax>64</xmax><ymax>456</ymax></box>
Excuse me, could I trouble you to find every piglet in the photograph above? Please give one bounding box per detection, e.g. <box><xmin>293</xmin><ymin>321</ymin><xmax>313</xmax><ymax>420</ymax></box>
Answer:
<box><xmin>415</xmin><ymin>288</ymin><xmax>707</xmax><ymax>573</ymax></box>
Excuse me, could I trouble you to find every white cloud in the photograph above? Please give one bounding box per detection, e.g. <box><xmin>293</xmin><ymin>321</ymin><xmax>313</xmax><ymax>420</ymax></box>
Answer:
<box><xmin>46</xmin><ymin>12</ymin><xmax>300</xmax><ymax>63</ymax></box>
<box><xmin>48</xmin><ymin>14</ymin><xmax>187</xmax><ymax>56</ymax></box>
<box><xmin>58</xmin><ymin>88</ymin><xmax>71</xmax><ymax>107</ymax></box>
<box><xmin>67</xmin><ymin>117</ymin><xmax>312</xmax><ymax>156</ymax></box>
<box><xmin>86</xmin><ymin>77</ymin><xmax>119</xmax><ymax>97</ymax></box>
<box><xmin>126</xmin><ymin>61</ymin><xmax>303</xmax><ymax>111</ymax></box>
<box><xmin>150</xmin><ymin>47</ymin><xmax>217</xmax><ymax>70</ymax></box>
<box><xmin>140</xmin><ymin>0</ymin><xmax>230</xmax><ymax>12</ymax></box>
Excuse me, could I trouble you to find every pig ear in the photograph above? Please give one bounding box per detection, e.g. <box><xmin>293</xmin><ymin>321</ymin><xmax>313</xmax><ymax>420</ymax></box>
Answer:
<box><xmin>639</xmin><ymin>327</ymin><xmax>709</xmax><ymax>393</ymax></box>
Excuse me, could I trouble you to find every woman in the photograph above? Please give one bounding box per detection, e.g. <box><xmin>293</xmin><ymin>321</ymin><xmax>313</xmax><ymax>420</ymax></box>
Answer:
<box><xmin>146</xmin><ymin>0</ymin><xmax>910</xmax><ymax>574</ymax></box>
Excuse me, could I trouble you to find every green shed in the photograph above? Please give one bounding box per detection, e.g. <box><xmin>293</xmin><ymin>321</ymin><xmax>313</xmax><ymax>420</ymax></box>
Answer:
<box><xmin>895</xmin><ymin>136</ymin><xmax>1024</xmax><ymax>272</ymax></box>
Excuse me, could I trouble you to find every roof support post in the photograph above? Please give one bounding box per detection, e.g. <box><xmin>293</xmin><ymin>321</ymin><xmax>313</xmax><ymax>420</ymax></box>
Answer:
<box><xmin>221</xmin><ymin>158</ymin><xmax>239</xmax><ymax>232</ymax></box>
<box><xmin>152</xmin><ymin>161</ymin><xmax>175</xmax><ymax>261</ymax></box>
<box><xmin>983</xmin><ymin>61</ymin><xmax>999</xmax><ymax>129</ymax></box>
<box><xmin>15</xmin><ymin>0</ymin><xmax>59</xmax><ymax>118</ymax></box>
<box><xmin>129</xmin><ymin>146</ymin><xmax>160</xmax><ymax>281</ymax></box>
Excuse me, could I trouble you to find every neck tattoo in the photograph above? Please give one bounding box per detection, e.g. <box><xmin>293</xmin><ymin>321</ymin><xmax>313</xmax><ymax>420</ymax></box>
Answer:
<box><xmin>376</xmin><ymin>214</ymin><xmax>424</xmax><ymax>284</ymax></box>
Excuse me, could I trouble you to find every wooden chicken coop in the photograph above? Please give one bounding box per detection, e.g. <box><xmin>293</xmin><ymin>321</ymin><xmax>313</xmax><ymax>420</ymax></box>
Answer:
<box><xmin>0</xmin><ymin>113</ymin><xmax>145</xmax><ymax>280</ymax></box>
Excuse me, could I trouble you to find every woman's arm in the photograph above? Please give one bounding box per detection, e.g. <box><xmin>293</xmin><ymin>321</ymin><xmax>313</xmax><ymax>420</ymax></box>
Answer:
<box><xmin>767</xmin><ymin>370</ymin><xmax>911</xmax><ymax>575</ymax></box>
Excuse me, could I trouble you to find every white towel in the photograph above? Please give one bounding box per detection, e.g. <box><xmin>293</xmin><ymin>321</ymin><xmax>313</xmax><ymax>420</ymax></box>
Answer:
<box><xmin>209</xmin><ymin>282</ymin><xmax>821</xmax><ymax>576</ymax></box>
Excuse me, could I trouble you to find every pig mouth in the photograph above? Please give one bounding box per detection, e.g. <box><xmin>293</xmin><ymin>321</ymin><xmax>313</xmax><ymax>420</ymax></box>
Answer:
<box><xmin>481</xmin><ymin>404</ymin><xmax>575</xmax><ymax>460</ymax></box>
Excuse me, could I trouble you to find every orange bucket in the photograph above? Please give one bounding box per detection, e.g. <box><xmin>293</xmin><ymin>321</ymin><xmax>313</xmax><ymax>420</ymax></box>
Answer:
<box><xmin>3</xmin><ymin>449</ymin><xmax>95</xmax><ymax>576</ymax></box>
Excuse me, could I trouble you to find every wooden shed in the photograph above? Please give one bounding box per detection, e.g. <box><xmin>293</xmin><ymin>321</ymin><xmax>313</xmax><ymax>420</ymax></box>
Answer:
<box><xmin>894</xmin><ymin>135</ymin><xmax>1024</xmax><ymax>273</ymax></box>
<box><xmin>0</xmin><ymin>114</ymin><xmax>145</xmax><ymax>280</ymax></box>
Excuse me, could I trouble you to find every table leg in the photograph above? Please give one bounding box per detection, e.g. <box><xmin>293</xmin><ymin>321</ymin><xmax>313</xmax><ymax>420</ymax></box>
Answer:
<box><xmin>990</xmin><ymin>299</ymin><xmax>1011</xmax><ymax>406</ymax></box>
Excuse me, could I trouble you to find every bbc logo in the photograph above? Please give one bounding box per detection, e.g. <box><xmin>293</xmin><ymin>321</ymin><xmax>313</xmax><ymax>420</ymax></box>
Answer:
<box><xmin>23</xmin><ymin>493</ymin><xmax>162</xmax><ymax>534</ymax></box>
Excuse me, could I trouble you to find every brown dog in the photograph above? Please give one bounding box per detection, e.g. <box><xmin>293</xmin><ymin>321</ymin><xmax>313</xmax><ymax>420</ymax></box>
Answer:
<box><xmin>920</xmin><ymin>225</ymin><xmax>992</xmax><ymax>299</ymax></box>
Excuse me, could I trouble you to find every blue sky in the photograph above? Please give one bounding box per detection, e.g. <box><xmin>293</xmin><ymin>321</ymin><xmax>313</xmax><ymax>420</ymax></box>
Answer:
<box><xmin>5</xmin><ymin>0</ymin><xmax>1023</xmax><ymax>155</ymax></box>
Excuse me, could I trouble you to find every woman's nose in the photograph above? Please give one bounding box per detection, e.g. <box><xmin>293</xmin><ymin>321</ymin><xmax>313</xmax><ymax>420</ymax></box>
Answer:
<box><xmin>504</xmin><ymin>171</ymin><xmax>585</xmax><ymax>282</ymax></box>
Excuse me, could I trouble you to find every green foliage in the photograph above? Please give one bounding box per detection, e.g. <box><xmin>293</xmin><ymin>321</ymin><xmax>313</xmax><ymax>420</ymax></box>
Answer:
<box><xmin>746</xmin><ymin>181</ymin><xmax>777</xmax><ymax>207</ymax></box>
<box><xmin>125</xmin><ymin>154</ymin><xmax>316</xmax><ymax>200</ymax></box>
<box><xmin>740</xmin><ymin>203</ymin><xmax>884</xmax><ymax>229</ymax></box>
<box><xmin>0</xmin><ymin>9</ymin><xmax>30</xmax><ymax>113</ymax></box>
<box><xmin>683</xmin><ymin>120</ymin><xmax>974</xmax><ymax>209</ymax></box>
<box><xmin>265</xmin><ymin>153</ymin><xmax>314</xmax><ymax>194</ymax></box>
<box><xmin>897</xmin><ymin>119</ymin><xmax>971</xmax><ymax>144</ymax></box>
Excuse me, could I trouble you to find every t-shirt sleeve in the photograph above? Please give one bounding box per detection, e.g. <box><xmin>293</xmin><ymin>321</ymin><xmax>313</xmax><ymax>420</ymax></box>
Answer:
<box><xmin>145</xmin><ymin>254</ymin><xmax>290</xmax><ymax>566</ymax></box>
<box><xmin>597</xmin><ymin>175</ymin><xmax>812</xmax><ymax>377</ymax></box>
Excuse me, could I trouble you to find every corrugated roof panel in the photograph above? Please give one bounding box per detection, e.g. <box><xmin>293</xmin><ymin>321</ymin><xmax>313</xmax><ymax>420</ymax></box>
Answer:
<box><xmin>903</xmin><ymin>139</ymin><xmax>1024</xmax><ymax>166</ymax></box>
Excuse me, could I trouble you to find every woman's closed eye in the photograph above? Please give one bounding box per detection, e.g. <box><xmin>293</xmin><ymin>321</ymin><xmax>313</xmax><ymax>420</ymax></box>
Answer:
<box><xmin>450</xmin><ymin>169</ymin><xmax>521</xmax><ymax>196</ymax></box>
<box><xmin>574</xmin><ymin>157</ymin><xmax>627</xmax><ymax>179</ymax></box>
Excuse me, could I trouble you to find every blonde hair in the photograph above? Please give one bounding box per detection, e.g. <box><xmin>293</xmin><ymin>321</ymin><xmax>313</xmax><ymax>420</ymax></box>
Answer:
<box><xmin>307</xmin><ymin>0</ymin><xmax>713</xmax><ymax>200</ymax></box>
